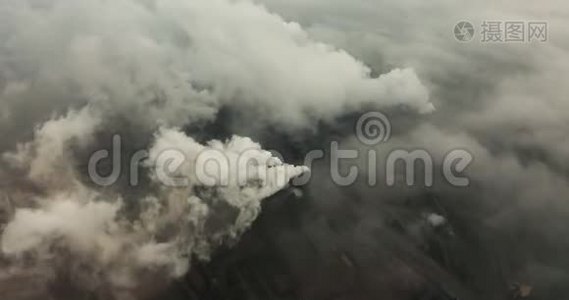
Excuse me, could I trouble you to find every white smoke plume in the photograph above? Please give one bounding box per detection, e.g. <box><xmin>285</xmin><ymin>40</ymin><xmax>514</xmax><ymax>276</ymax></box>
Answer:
<box><xmin>0</xmin><ymin>0</ymin><xmax>430</xmax><ymax>298</ymax></box>
<box><xmin>0</xmin><ymin>109</ymin><xmax>308</xmax><ymax>298</ymax></box>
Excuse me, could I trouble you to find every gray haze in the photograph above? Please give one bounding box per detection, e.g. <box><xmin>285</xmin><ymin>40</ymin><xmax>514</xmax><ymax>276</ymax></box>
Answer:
<box><xmin>0</xmin><ymin>0</ymin><xmax>568</xmax><ymax>299</ymax></box>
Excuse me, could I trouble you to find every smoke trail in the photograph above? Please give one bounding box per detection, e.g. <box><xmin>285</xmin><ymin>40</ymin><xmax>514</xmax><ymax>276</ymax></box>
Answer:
<box><xmin>0</xmin><ymin>109</ymin><xmax>308</xmax><ymax>298</ymax></box>
<box><xmin>0</xmin><ymin>0</ymin><xmax>431</xmax><ymax>298</ymax></box>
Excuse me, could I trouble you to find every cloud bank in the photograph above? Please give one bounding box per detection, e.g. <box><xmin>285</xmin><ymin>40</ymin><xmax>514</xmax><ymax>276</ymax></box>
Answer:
<box><xmin>0</xmin><ymin>0</ymin><xmax>432</xmax><ymax>298</ymax></box>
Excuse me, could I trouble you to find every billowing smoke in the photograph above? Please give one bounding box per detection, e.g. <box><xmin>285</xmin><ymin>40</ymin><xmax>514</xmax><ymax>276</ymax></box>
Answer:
<box><xmin>225</xmin><ymin>1</ymin><xmax>569</xmax><ymax>299</ymax></box>
<box><xmin>3</xmin><ymin>0</ymin><xmax>568</xmax><ymax>299</ymax></box>
<box><xmin>0</xmin><ymin>0</ymin><xmax>434</xmax><ymax>299</ymax></box>
<box><xmin>0</xmin><ymin>106</ymin><xmax>308</xmax><ymax>298</ymax></box>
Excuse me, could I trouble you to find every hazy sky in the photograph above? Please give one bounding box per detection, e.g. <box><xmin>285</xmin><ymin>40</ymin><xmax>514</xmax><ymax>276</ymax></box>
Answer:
<box><xmin>0</xmin><ymin>0</ymin><xmax>568</xmax><ymax>299</ymax></box>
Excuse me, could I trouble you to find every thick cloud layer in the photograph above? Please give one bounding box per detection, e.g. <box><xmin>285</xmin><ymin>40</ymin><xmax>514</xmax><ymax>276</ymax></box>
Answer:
<box><xmin>0</xmin><ymin>0</ymin><xmax>433</xmax><ymax>299</ymax></box>
<box><xmin>0</xmin><ymin>0</ymin><xmax>432</xmax><ymax>140</ymax></box>
<box><xmin>234</xmin><ymin>1</ymin><xmax>569</xmax><ymax>299</ymax></box>
<box><xmin>1</xmin><ymin>0</ymin><xmax>568</xmax><ymax>299</ymax></box>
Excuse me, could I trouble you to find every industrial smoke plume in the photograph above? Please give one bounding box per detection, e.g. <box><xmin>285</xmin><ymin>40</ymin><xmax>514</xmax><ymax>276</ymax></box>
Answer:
<box><xmin>0</xmin><ymin>0</ymin><xmax>568</xmax><ymax>299</ymax></box>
